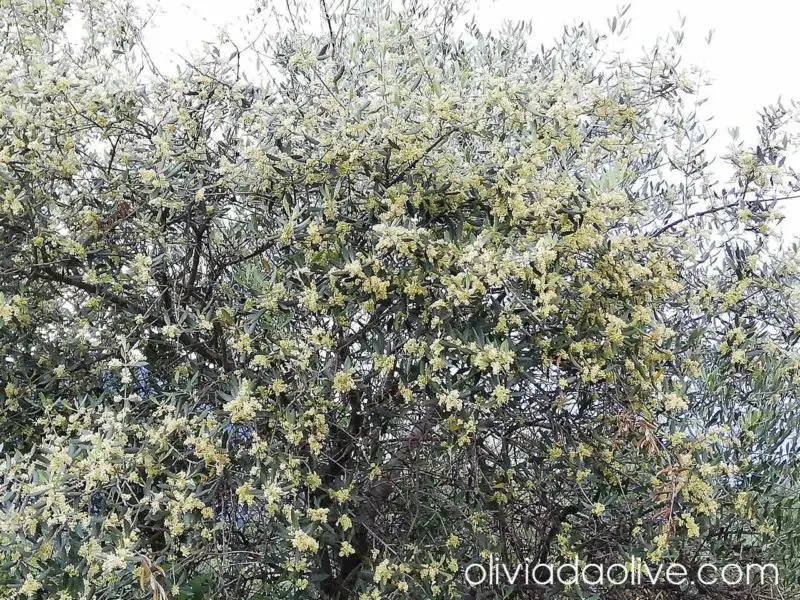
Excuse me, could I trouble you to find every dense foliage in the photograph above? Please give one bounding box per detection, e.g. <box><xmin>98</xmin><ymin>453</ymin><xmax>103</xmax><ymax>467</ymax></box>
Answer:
<box><xmin>3</xmin><ymin>0</ymin><xmax>800</xmax><ymax>598</ymax></box>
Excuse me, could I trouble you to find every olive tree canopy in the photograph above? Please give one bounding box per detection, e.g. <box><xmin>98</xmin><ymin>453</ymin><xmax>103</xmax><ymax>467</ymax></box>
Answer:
<box><xmin>2</xmin><ymin>0</ymin><xmax>800</xmax><ymax>599</ymax></box>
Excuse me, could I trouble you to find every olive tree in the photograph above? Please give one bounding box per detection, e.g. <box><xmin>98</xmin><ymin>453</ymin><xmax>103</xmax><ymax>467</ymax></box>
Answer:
<box><xmin>2</xmin><ymin>0</ymin><xmax>800</xmax><ymax>598</ymax></box>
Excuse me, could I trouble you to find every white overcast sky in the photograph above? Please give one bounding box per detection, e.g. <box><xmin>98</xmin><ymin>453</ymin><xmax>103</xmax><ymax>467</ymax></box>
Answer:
<box><xmin>136</xmin><ymin>0</ymin><xmax>800</xmax><ymax>235</ymax></box>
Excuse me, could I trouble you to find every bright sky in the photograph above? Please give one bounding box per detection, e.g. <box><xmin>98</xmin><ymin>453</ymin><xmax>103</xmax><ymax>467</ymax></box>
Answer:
<box><xmin>138</xmin><ymin>0</ymin><xmax>800</xmax><ymax>235</ymax></box>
